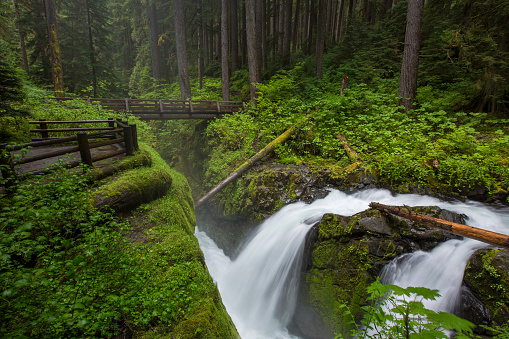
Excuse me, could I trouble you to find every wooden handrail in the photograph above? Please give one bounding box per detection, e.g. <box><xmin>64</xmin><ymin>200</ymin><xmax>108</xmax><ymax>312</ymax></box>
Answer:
<box><xmin>0</xmin><ymin>119</ymin><xmax>139</xmax><ymax>182</ymax></box>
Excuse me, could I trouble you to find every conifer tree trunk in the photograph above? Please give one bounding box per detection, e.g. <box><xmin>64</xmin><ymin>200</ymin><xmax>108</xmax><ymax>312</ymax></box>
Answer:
<box><xmin>282</xmin><ymin>0</ymin><xmax>292</xmax><ymax>60</ymax></box>
<box><xmin>85</xmin><ymin>0</ymin><xmax>97</xmax><ymax>98</ymax></box>
<box><xmin>174</xmin><ymin>0</ymin><xmax>191</xmax><ymax>100</ymax></box>
<box><xmin>146</xmin><ymin>0</ymin><xmax>162</xmax><ymax>79</ymax></box>
<box><xmin>13</xmin><ymin>0</ymin><xmax>29</xmax><ymax>73</ymax></box>
<box><xmin>230</xmin><ymin>0</ymin><xmax>239</xmax><ymax>72</ymax></box>
<box><xmin>292</xmin><ymin>0</ymin><xmax>301</xmax><ymax>52</ymax></box>
<box><xmin>337</xmin><ymin>0</ymin><xmax>346</xmax><ymax>40</ymax></box>
<box><xmin>398</xmin><ymin>0</ymin><xmax>424</xmax><ymax>110</ymax></box>
<box><xmin>303</xmin><ymin>0</ymin><xmax>310</xmax><ymax>45</ymax></box>
<box><xmin>44</xmin><ymin>0</ymin><xmax>64</xmax><ymax>97</ymax></box>
<box><xmin>316</xmin><ymin>0</ymin><xmax>326</xmax><ymax>79</ymax></box>
<box><xmin>246</xmin><ymin>0</ymin><xmax>261</xmax><ymax>103</ymax></box>
<box><xmin>198</xmin><ymin>0</ymin><xmax>204</xmax><ymax>89</ymax></box>
<box><xmin>221</xmin><ymin>0</ymin><xmax>229</xmax><ymax>101</ymax></box>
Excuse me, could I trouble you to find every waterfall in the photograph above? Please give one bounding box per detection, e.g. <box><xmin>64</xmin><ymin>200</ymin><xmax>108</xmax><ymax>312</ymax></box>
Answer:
<box><xmin>195</xmin><ymin>189</ymin><xmax>509</xmax><ymax>338</ymax></box>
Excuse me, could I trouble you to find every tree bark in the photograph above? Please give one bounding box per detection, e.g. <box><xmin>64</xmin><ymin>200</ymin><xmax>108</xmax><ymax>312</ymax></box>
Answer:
<box><xmin>221</xmin><ymin>0</ymin><xmax>230</xmax><ymax>101</ymax></box>
<box><xmin>336</xmin><ymin>0</ymin><xmax>346</xmax><ymax>40</ymax></box>
<box><xmin>198</xmin><ymin>0</ymin><xmax>204</xmax><ymax>89</ymax></box>
<box><xmin>12</xmin><ymin>0</ymin><xmax>29</xmax><ymax>73</ymax></box>
<box><xmin>282</xmin><ymin>0</ymin><xmax>292</xmax><ymax>60</ymax></box>
<box><xmin>246</xmin><ymin>0</ymin><xmax>261</xmax><ymax>103</ymax></box>
<box><xmin>230</xmin><ymin>0</ymin><xmax>239</xmax><ymax>72</ymax></box>
<box><xmin>174</xmin><ymin>0</ymin><xmax>191</xmax><ymax>100</ymax></box>
<box><xmin>370</xmin><ymin>203</ymin><xmax>509</xmax><ymax>250</ymax></box>
<box><xmin>292</xmin><ymin>0</ymin><xmax>301</xmax><ymax>52</ymax></box>
<box><xmin>398</xmin><ymin>0</ymin><xmax>424</xmax><ymax>110</ymax></box>
<box><xmin>316</xmin><ymin>0</ymin><xmax>326</xmax><ymax>79</ymax></box>
<box><xmin>85</xmin><ymin>0</ymin><xmax>97</xmax><ymax>98</ymax></box>
<box><xmin>44</xmin><ymin>0</ymin><xmax>64</xmax><ymax>97</ymax></box>
<box><xmin>146</xmin><ymin>0</ymin><xmax>162</xmax><ymax>79</ymax></box>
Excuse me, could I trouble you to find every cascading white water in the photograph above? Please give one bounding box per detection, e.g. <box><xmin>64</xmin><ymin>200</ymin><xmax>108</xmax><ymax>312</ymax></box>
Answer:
<box><xmin>195</xmin><ymin>189</ymin><xmax>509</xmax><ymax>338</ymax></box>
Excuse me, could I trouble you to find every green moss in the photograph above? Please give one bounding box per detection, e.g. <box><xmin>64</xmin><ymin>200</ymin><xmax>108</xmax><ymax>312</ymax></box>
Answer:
<box><xmin>464</xmin><ymin>249</ymin><xmax>509</xmax><ymax>325</ymax></box>
<box><xmin>307</xmin><ymin>242</ymin><xmax>372</xmax><ymax>334</ymax></box>
<box><xmin>88</xmin><ymin>143</ymin><xmax>237</xmax><ymax>338</ymax></box>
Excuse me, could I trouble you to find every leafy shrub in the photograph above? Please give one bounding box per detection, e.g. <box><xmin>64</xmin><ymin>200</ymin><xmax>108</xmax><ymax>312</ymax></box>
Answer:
<box><xmin>336</xmin><ymin>280</ymin><xmax>475</xmax><ymax>339</ymax></box>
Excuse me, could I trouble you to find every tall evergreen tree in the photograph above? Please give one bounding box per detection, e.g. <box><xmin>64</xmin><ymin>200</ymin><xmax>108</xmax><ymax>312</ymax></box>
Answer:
<box><xmin>174</xmin><ymin>0</ymin><xmax>191</xmax><ymax>100</ymax></box>
<box><xmin>398</xmin><ymin>0</ymin><xmax>425</xmax><ymax>110</ymax></box>
<box><xmin>44</xmin><ymin>0</ymin><xmax>64</xmax><ymax>97</ymax></box>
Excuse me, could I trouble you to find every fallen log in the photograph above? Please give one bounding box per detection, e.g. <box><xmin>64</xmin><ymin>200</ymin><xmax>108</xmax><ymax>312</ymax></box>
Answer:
<box><xmin>369</xmin><ymin>202</ymin><xmax>509</xmax><ymax>250</ymax></box>
<box><xmin>194</xmin><ymin>120</ymin><xmax>305</xmax><ymax>209</ymax></box>
<box><xmin>336</xmin><ymin>133</ymin><xmax>361</xmax><ymax>162</ymax></box>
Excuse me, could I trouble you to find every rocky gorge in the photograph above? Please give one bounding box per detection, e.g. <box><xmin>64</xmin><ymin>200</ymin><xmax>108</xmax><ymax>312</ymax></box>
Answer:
<box><xmin>194</xmin><ymin>161</ymin><xmax>509</xmax><ymax>338</ymax></box>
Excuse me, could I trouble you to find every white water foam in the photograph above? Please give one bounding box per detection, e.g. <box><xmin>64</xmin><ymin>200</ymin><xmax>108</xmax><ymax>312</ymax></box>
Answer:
<box><xmin>195</xmin><ymin>189</ymin><xmax>509</xmax><ymax>338</ymax></box>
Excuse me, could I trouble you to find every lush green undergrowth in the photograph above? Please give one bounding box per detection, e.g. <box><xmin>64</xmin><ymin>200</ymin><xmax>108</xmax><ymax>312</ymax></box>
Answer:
<box><xmin>0</xmin><ymin>145</ymin><xmax>237</xmax><ymax>338</ymax></box>
<box><xmin>199</xmin><ymin>67</ymin><xmax>509</xmax><ymax>201</ymax></box>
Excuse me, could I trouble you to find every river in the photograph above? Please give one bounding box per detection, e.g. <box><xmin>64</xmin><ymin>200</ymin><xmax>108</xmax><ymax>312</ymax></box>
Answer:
<box><xmin>195</xmin><ymin>188</ymin><xmax>509</xmax><ymax>338</ymax></box>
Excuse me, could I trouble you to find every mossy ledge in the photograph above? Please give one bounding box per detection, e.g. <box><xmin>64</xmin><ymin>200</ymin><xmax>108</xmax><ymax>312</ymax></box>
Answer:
<box><xmin>91</xmin><ymin>144</ymin><xmax>239</xmax><ymax>338</ymax></box>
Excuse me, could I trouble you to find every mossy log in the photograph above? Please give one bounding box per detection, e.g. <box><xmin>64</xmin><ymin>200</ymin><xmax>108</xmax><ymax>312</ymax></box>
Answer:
<box><xmin>370</xmin><ymin>202</ymin><xmax>509</xmax><ymax>250</ymax></box>
<box><xmin>195</xmin><ymin>120</ymin><xmax>307</xmax><ymax>209</ymax></box>
<box><xmin>336</xmin><ymin>133</ymin><xmax>361</xmax><ymax>162</ymax></box>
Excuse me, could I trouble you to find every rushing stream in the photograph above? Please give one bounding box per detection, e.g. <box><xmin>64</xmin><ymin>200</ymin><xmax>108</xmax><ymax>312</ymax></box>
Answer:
<box><xmin>195</xmin><ymin>189</ymin><xmax>509</xmax><ymax>338</ymax></box>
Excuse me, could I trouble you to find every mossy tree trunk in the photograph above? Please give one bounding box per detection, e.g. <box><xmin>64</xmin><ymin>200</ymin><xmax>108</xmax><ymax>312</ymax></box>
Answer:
<box><xmin>44</xmin><ymin>0</ymin><xmax>64</xmax><ymax>98</ymax></box>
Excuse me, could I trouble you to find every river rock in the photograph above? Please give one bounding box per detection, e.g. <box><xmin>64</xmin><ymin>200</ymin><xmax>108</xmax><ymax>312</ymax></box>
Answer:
<box><xmin>289</xmin><ymin>206</ymin><xmax>467</xmax><ymax>339</ymax></box>
<box><xmin>463</xmin><ymin>248</ymin><xmax>509</xmax><ymax>326</ymax></box>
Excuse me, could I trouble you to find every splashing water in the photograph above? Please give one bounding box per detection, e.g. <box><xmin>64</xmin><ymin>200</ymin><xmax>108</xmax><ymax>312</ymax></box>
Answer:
<box><xmin>195</xmin><ymin>189</ymin><xmax>509</xmax><ymax>338</ymax></box>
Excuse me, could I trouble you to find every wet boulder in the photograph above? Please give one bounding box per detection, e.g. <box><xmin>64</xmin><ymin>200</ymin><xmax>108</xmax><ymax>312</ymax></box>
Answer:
<box><xmin>463</xmin><ymin>248</ymin><xmax>509</xmax><ymax>326</ymax></box>
<box><xmin>290</xmin><ymin>206</ymin><xmax>466</xmax><ymax>339</ymax></box>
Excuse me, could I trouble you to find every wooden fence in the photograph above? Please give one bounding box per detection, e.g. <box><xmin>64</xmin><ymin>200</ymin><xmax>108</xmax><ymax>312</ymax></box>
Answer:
<box><xmin>0</xmin><ymin>119</ymin><xmax>138</xmax><ymax>186</ymax></box>
<box><xmin>50</xmin><ymin>98</ymin><xmax>246</xmax><ymax>120</ymax></box>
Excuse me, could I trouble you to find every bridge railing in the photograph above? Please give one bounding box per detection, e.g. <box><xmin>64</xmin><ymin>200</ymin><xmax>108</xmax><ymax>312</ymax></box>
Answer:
<box><xmin>49</xmin><ymin>98</ymin><xmax>246</xmax><ymax>117</ymax></box>
<box><xmin>0</xmin><ymin>119</ymin><xmax>138</xmax><ymax>186</ymax></box>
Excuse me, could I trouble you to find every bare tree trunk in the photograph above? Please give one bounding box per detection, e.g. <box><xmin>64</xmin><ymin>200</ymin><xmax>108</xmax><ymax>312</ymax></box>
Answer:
<box><xmin>336</xmin><ymin>0</ymin><xmax>346</xmax><ymax>40</ymax></box>
<box><xmin>198</xmin><ymin>0</ymin><xmax>204</xmax><ymax>89</ymax></box>
<box><xmin>346</xmin><ymin>0</ymin><xmax>354</xmax><ymax>36</ymax></box>
<box><xmin>44</xmin><ymin>0</ymin><xmax>64</xmax><ymax>97</ymax></box>
<box><xmin>255</xmin><ymin>0</ymin><xmax>263</xmax><ymax>70</ymax></box>
<box><xmin>241</xmin><ymin>0</ymin><xmax>247</xmax><ymax>67</ymax></box>
<box><xmin>246</xmin><ymin>0</ymin><xmax>261</xmax><ymax>103</ymax></box>
<box><xmin>146</xmin><ymin>0</ymin><xmax>162</xmax><ymax>79</ymax></box>
<box><xmin>221</xmin><ymin>0</ymin><xmax>230</xmax><ymax>101</ymax></box>
<box><xmin>231</xmin><ymin>0</ymin><xmax>239</xmax><ymax>72</ymax></box>
<box><xmin>261</xmin><ymin>0</ymin><xmax>267</xmax><ymax>69</ymax></box>
<box><xmin>292</xmin><ymin>0</ymin><xmax>301</xmax><ymax>52</ymax></box>
<box><xmin>316</xmin><ymin>0</ymin><xmax>326</xmax><ymax>79</ymax></box>
<box><xmin>282</xmin><ymin>0</ymin><xmax>292</xmax><ymax>60</ymax></box>
<box><xmin>307</xmin><ymin>0</ymin><xmax>316</xmax><ymax>55</ymax></box>
<box><xmin>398</xmin><ymin>0</ymin><xmax>424</xmax><ymax>110</ymax></box>
<box><xmin>303</xmin><ymin>0</ymin><xmax>310</xmax><ymax>45</ymax></box>
<box><xmin>12</xmin><ymin>0</ymin><xmax>29</xmax><ymax>73</ymax></box>
<box><xmin>174</xmin><ymin>0</ymin><xmax>192</xmax><ymax>99</ymax></box>
<box><xmin>278</xmin><ymin>0</ymin><xmax>284</xmax><ymax>54</ymax></box>
<box><xmin>85</xmin><ymin>0</ymin><xmax>97</xmax><ymax>98</ymax></box>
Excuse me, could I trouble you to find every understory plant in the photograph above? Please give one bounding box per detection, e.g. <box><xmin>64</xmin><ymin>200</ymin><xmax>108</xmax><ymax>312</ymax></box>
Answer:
<box><xmin>336</xmin><ymin>279</ymin><xmax>475</xmax><ymax>339</ymax></box>
<box><xmin>0</xmin><ymin>164</ymin><xmax>194</xmax><ymax>337</ymax></box>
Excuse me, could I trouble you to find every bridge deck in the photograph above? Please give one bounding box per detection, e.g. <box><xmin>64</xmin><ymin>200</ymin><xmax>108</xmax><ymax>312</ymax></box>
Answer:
<box><xmin>53</xmin><ymin>98</ymin><xmax>246</xmax><ymax>120</ymax></box>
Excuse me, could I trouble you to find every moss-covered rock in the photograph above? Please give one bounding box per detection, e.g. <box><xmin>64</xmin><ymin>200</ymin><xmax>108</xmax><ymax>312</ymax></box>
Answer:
<box><xmin>92</xmin><ymin>146</ymin><xmax>173</xmax><ymax>213</ymax></box>
<box><xmin>464</xmin><ymin>248</ymin><xmax>509</xmax><ymax>326</ymax></box>
<box><xmin>291</xmin><ymin>206</ymin><xmax>466</xmax><ymax>339</ymax></box>
<box><xmin>90</xmin><ymin>144</ymin><xmax>238</xmax><ymax>338</ymax></box>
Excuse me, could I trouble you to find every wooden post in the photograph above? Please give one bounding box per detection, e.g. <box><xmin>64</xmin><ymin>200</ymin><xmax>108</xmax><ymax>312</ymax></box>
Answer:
<box><xmin>189</xmin><ymin>100</ymin><xmax>194</xmax><ymax>112</ymax></box>
<box><xmin>125</xmin><ymin>99</ymin><xmax>129</xmax><ymax>112</ymax></box>
<box><xmin>40</xmin><ymin>119</ymin><xmax>49</xmax><ymax>139</ymax></box>
<box><xmin>108</xmin><ymin>118</ymin><xmax>116</xmax><ymax>140</ymax></box>
<box><xmin>77</xmin><ymin>132</ymin><xmax>93</xmax><ymax>166</ymax></box>
<box><xmin>370</xmin><ymin>202</ymin><xmax>509</xmax><ymax>250</ymax></box>
<box><xmin>216</xmin><ymin>101</ymin><xmax>221</xmax><ymax>113</ymax></box>
<box><xmin>130</xmin><ymin>124</ymin><xmax>139</xmax><ymax>151</ymax></box>
<box><xmin>159</xmin><ymin>99</ymin><xmax>163</xmax><ymax>112</ymax></box>
<box><xmin>123</xmin><ymin>126</ymin><xmax>134</xmax><ymax>156</ymax></box>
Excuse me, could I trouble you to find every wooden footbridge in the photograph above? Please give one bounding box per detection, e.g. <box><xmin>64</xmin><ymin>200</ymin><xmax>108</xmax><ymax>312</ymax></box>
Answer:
<box><xmin>53</xmin><ymin>98</ymin><xmax>246</xmax><ymax>120</ymax></box>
